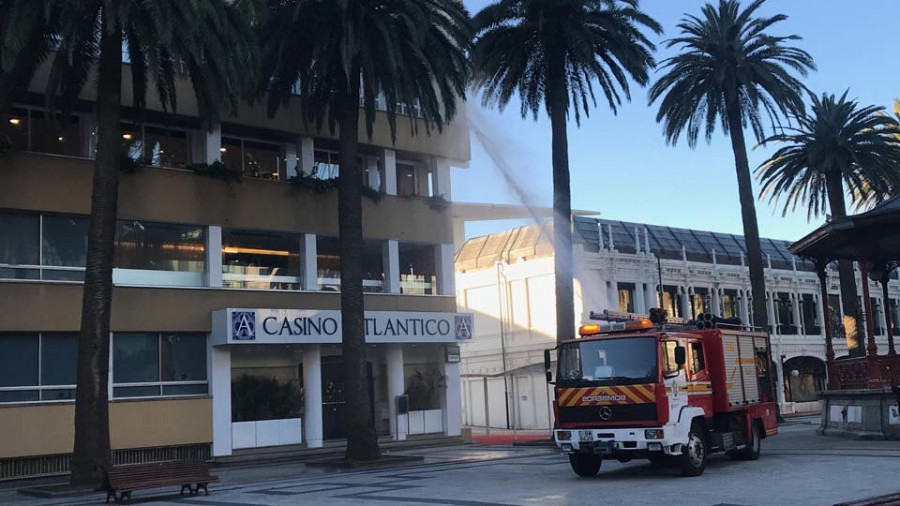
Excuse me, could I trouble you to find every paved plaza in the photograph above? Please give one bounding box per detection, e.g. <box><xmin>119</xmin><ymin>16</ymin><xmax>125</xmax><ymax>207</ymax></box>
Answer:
<box><xmin>3</xmin><ymin>417</ymin><xmax>899</xmax><ymax>506</ymax></box>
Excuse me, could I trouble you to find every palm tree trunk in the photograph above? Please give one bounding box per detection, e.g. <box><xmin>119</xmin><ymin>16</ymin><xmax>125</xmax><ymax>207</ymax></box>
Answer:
<box><xmin>338</xmin><ymin>70</ymin><xmax>379</xmax><ymax>461</ymax></box>
<box><xmin>825</xmin><ymin>173</ymin><xmax>865</xmax><ymax>357</ymax></box>
<box><xmin>725</xmin><ymin>101</ymin><xmax>768</xmax><ymax>331</ymax></box>
<box><xmin>549</xmin><ymin>58</ymin><xmax>574</xmax><ymax>344</ymax></box>
<box><xmin>70</xmin><ymin>17</ymin><xmax>120</xmax><ymax>488</ymax></box>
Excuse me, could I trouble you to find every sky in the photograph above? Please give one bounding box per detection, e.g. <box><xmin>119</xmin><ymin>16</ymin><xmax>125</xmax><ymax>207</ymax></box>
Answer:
<box><xmin>453</xmin><ymin>0</ymin><xmax>900</xmax><ymax>242</ymax></box>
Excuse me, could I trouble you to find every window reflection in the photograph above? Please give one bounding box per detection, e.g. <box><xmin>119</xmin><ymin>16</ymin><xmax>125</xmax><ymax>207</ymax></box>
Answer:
<box><xmin>313</xmin><ymin>149</ymin><xmax>383</xmax><ymax>190</ymax></box>
<box><xmin>121</xmin><ymin>123</ymin><xmax>188</xmax><ymax>168</ymax></box>
<box><xmin>221</xmin><ymin>137</ymin><xmax>283</xmax><ymax>180</ymax></box>
<box><xmin>316</xmin><ymin>237</ymin><xmax>384</xmax><ymax>292</ymax></box>
<box><xmin>222</xmin><ymin>229</ymin><xmax>301</xmax><ymax>290</ymax></box>
<box><xmin>30</xmin><ymin>110</ymin><xmax>80</xmax><ymax>156</ymax></box>
<box><xmin>399</xmin><ymin>243</ymin><xmax>436</xmax><ymax>295</ymax></box>
<box><xmin>114</xmin><ymin>220</ymin><xmax>206</xmax><ymax>272</ymax></box>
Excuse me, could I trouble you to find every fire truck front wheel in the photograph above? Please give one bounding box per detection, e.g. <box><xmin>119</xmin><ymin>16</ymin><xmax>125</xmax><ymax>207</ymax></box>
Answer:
<box><xmin>677</xmin><ymin>422</ymin><xmax>708</xmax><ymax>477</ymax></box>
<box><xmin>569</xmin><ymin>453</ymin><xmax>602</xmax><ymax>477</ymax></box>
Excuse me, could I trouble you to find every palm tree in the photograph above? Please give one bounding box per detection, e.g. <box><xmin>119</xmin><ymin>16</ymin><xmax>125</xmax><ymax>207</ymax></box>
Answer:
<box><xmin>1</xmin><ymin>0</ymin><xmax>260</xmax><ymax>487</ymax></box>
<box><xmin>850</xmin><ymin>99</ymin><xmax>900</xmax><ymax>212</ymax></box>
<box><xmin>472</xmin><ymin>0</ymin><xmax>661</xmax><ymax>342</ymax></box>
<box><xmin>758</xmin><ymin>91</ymin><xmax>900</xmax><ymax>355</ymax></box>
<box><xmin>260</xmin><ymin>0</ymin><xmax>470</xmax><ymax>461</ymax></box>
<box><xmin>649</xmin><ymin>0</ymin><xmax>815</xmax><ymax>330</ymax></box>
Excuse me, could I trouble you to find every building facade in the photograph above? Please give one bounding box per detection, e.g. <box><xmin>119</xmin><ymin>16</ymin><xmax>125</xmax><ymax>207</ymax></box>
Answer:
<box><xmin>0</xmin><ymin>62</ymin><xmax>471</xmax><ymax>479</ymax></box>
<box><xmin>454</xmin><ymin>217</ymin><xmax>900</xmax><ymax>430</ymax></box>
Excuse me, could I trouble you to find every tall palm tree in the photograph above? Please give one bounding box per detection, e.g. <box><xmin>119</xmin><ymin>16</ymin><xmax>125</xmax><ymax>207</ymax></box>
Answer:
<box><xmin>260</xmin><ymin>0</ymin><xmax>470</xmax><ymax>461</ymax></box>
<box><xmin>758</xmin><ymin>91</ymin><xmax>900</xmax><ymax>355</ymax></box>
<box><xmin>649</xmin><ymin>0</ymin><xmax>815</xmax><ymax>330</ymax></box>
<box><xmin>472</xmin><ymin>0</ymin><xmax>661</xmax><ymax>342</ymax></box>
<box><xmin>850</xmin><ymin>99</ymin><xmax>900</xmax><ymax>212</ymax></box>
<box><xmin>1</xmin><ymin>0</ymin><xmax>260</xmax><ymax>487</ymax></box>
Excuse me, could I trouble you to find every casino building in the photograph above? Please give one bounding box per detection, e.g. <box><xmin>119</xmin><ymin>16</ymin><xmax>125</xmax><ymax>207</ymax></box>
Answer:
<box><xmin>454</xmin><ymin>218</ymin><xmax>900</xmax><ymax>430</ymax></box>
<box><xmin>0</xmin><ymin>62</ymin><xmax>471</xmax><ymax>479</ymax></box>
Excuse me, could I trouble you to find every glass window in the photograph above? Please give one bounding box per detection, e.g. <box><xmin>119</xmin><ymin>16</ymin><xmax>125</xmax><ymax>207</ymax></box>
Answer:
<box><xmin>113</xmin><ymin>332</ymin><xmax>208</xmax><ymax>398</ymax></box>
<box><xmin>397</xmin><ymin>162</ymin><xmax>419</xmax><ymax>196</ymax></box>
<box><xmin>0</xmin><ymin>213</ymin><xmax>40</xmax><ymax>266</ymax></box>
<box><xmin>722</xmin><ymin>290</ymin><xmax>738</xmax><ymax>319</ymax></box>
<box><xmin>557</xmin><ymin>337</ymin><xmax>658</xmax><ymax>386</ymax></box>
<box><xmin>1</xmin><ymin>107</ymin><xmax>29</xmax><ymax>150</ymax></box>
<box><xmin>313</xmin><ymin>150</ymin><xmax>340</xmax><ymax>179</ymax></box>
<box><xmin>41</xmin><ymin>334</ymin><xmax>78</xmax><ymax>386</ymax></box>
<box><xmin>221</xmin><ymin>137</ymin><xmax>243</xmax><ymax>174</ymax></box>
<box><xmin>30</xmin><ymin>110</ymin><xmax>81</xmax><ymax>156</ymax></box>
<box><xmin>161</xmin><ymin>333</ymin><xmax>207</xmax><ymax>381</ymax></box>
<box><xmin>399</xmin><ymin>243</ymin><xmax>436</xmax><ymax>295</ymax></box>
<box><xmin>316</xmin><ymin>236</ymin><xmax>341</xmax><ymax>291</ymax></box>
<box><xmin>222</xmin><ymin>229</ymin><xmax>301</xmax><ymax>290</ymax></box>
<box><xmin>662</xmin><ymin>340</ymin><xmax>679</xmax><ymax>376</ymax></box>
<box><xmin>691</xmin><ymin>288</ymin><xmax>709</xmax><ymax>317</ymax></box>
<box><xmin>0</xmin><ymin>334</ymin><xmax>39</xmax><ymax>387</ymax></box>
<box><xmin>42</xmin><ymin>215</ymin><xmax>89</xmax><ymax>267</ymax></box>
<box><xmin>144</xmin><ymin>126</ymin><xmax>188</xmax><ymax>168</ymax></box>
<box><xmin>690</xmin><ymin>342</ymin><xmax>705</xmax><ymax>373</ymax></box>
<box><xmin>115</xmin><ymin>220</ymin><xmax>206</xmax><ymax>272</ymax></box>
<box><xmin>243</xmin><ymin>140</ymin><xmax>281</xmax><ymax>180</ymax></box>
<box><xmin>618</xmin><ymin>283</ymin><xmax>635</xmax><ymax>313</ymax></box>
<box><xmin>114</xmin><ymin>332</ymin><xmax>159</xmax><ymax>384</ymax></box>
<box><xmin>361</xmin><ymin>240</ymin><xmax>385</xmax><ymax>293</ymax></box>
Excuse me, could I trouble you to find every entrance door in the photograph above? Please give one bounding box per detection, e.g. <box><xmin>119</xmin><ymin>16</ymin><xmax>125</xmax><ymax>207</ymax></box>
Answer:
<box><xmin>515</xmin><ymin>375</ymin><xmax>536</xmax><ymax>429</ymax></box>
<box><xmin>321</xmin><ymin>356</ymin><xmax>375</xmax><ymax>440</ymax></box>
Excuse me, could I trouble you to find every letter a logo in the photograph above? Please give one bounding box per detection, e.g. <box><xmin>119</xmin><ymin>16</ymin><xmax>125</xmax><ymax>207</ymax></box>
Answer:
<box><xmin>455</xmin><ymin>314</ymin><xmax>473</xmax><ymax>340</ymax></box>
<box><xmin>233</xmin><ymin>311</ymin><xmax>256</xmax><ymax>340</ymax></box>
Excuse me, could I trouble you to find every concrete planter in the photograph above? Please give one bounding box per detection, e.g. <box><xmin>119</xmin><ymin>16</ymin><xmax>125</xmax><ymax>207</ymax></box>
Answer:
<box><xmin>819</xmin><ymin>389</ymin><xmax>900</xmax><ymax>440</ymax></box>
<box><xmin>232</xmin><ymin>418</ymin><xmax>303</xmax><ymax>449</ymax></box>
<box><xmin>408</xmin><ymin>409</ymin><xmax>443</xmax><ymax>435</ymax></box>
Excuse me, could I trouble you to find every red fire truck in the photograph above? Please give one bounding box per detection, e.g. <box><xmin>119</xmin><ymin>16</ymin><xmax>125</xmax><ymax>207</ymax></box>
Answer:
<box><xmin>544</xmin><ymin>313</ymin><xmax>778</xmax><ymax>477</ymax></box>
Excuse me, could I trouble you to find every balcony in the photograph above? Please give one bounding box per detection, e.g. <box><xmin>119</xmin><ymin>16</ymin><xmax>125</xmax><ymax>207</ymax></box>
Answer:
<box><xmin>0</xmin><ymin>152</ymin><xmax>452</xmax><ymax>245</ymax></box>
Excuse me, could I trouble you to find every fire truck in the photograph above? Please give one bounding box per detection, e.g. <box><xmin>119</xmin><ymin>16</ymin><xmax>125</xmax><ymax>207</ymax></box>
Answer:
<box><xmin>544</xmin><ymin>311</ymin><xmax>778</xmax><ymax>477</ymax></box>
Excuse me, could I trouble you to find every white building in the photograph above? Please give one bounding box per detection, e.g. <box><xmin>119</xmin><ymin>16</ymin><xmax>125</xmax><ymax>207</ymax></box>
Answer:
<box><xmin>454</xmin><ymin>216</ymin><xmax>900</xmax><ymax>429</ymax></box>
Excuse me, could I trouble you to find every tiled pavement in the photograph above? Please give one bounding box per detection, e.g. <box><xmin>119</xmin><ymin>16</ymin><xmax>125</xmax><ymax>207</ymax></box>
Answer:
<box><xmin>4</xmin><ymin>417</ymin><xmax>899</xmax><ymax>506</ymax></box>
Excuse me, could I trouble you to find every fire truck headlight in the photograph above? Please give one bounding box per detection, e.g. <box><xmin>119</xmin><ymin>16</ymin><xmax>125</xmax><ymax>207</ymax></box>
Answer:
<box><xmin>644</xmin><ymin>429</ymin><xmax>664</xmax><ymax>440</ymax></box>
<box><xmin>557</xmin><ymin>431</ymin><xmax>572</xmax><ymax>441</ymax></box>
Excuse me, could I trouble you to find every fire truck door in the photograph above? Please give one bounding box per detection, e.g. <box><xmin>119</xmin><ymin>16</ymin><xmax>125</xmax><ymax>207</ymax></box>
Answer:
<box><xmin>687</xmin><ymin>340</ymin><xmax>713</xmax><ymax>417</ymax></box>
<box><xmin>662</xmin><ymin>339</ymin><xmax>688</xmax><ymax>419</ymax></box>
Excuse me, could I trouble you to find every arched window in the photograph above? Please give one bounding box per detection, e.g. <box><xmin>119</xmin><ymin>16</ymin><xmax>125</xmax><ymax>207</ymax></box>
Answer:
<box><xmin>783</xmin><ymin>356</ymin><xmax>826</xmax><ymax>403</ymax></box>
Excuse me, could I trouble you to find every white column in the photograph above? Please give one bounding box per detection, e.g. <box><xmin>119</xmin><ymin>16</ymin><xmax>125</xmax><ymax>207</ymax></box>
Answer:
<box><xmin>774</xmin><ymin>346</ymin><xmax>787</xmax><ymax>407</ymax></box>
<box><xmin>766</xmin><ymin>292</ymin><xmax>777</xmax><ymax>334</ymax></box>
<box><xmin>299</xmin><ymin>137</ymin><xmax>315</xmax><ymax>176</ymax></box>
<box><xmin>207</xmin><ymin>226</ymin><xmax>223</xmax><ymax>288</ymax></box>
<box><xmin>442</xmin><ymin>352</ymin><xmax>462</xmax><ymax>437</ymax></box>
<box><xmin>210</xmin><ymin>346</ymin><xmax>232</xmax><ymax>457</ymax></box>
<box><xmin>433</xmin><ymin>157</ymin><xmax>452</xmax><ymax>200</ymax></box>
<box><xmin>302</xmin><ymin>234</ymin><xmax>318</xmax><ymax>291</ymax></box>
<box><xmin>739</xmin><ymin>289</ymin><xmax>750</xmax><ymax>324</ymax></box>
<box><xmin>680</xmin><ymin>287</ymin><xmax>691</xmax><ymax>320</ymax></box>
<box><xmin>384</xmin><ymin>148</ymin><xmax>398</xmax><ymax>195</ymax></box>
<box><xmin>712</xmin><ymin>287</ymin><xmax>721</xmax><ymax>316</ymax></box>
<box><xmin>607</xmin><ymin>281</ymin><xmax>618</xmax><ymax>312</ymax></box>
<box><xmin>644</xmin><ymin>283</ymin><xmax>656</xmax><ymax>312</ymax></box>
<box><xmin>792</xmin><ymin>293</ymin><xmax>803</xmax><ymax>335</ymax></box>
<box><xmin>387</xmin><ymin>344</ymin><xmax>407</xmax><ymax>441</ymax></box>
<box><xmin>285</xmin><ymin>139</ymin><xmax>299</xmax><ymax>178</ymax></box>
<box><xmin>815</xmin><ymin>293</ymin><xmax>826</xmax><ymax>335</ymax></box>
<box><xmin>303</xmin><ymin>345</ymin><xmax>323</xmax><ymax>448</ymax></box>
<box><xmin>634</xmin><ymin>283</ymin><xmax>646</xmax><ymax>314</ymax></box>
<box><xmin>383</xmin><ymin>240</ymin><xmax>400</xmax><ymax>294</ymax></box>
<box><xmin>435</xmin><ymin>243</ymin><xmax>456</xmax><ymax>296</ymax></box>
<box><xmin>204</xmin><ymin>121</ymin><xmax>222</xmax><ymax>164</ymax></box>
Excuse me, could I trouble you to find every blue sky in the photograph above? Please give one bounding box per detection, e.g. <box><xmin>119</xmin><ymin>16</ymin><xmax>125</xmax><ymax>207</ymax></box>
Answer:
<box><xmin>453</xmin><ymin>0</ymin><xmax>900</xmax><ymax>241</ymax></box>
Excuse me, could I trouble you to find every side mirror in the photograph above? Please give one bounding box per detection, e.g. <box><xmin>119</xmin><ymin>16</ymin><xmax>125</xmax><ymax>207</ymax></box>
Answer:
<box><xmin>675</xmin><ymin>345</ymin><xmax>686</xmax><ymax>369</ymax></box>
<box><xmin>544</xmin><ymin>349</ymin><xmax>553</xmax><ymax>383</ymax></box>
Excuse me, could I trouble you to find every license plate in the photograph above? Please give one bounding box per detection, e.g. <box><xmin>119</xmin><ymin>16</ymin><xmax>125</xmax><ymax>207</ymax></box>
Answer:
<box><xmin>579</xmin><ymin>430</ymin><xmax>593</xmax><ymax>442</ymax></box>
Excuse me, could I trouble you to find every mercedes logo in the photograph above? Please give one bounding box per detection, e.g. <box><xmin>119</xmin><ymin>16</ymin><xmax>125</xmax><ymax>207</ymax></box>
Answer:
<box><xmin>599</xmin><ymin>406</ymin><xmax>613</xmax><ymax>421</ymax></box>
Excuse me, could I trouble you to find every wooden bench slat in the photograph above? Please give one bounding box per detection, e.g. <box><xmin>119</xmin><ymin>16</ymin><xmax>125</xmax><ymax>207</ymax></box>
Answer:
<box><xmin>106</xmin><ymin>460</ymin><xmax>218</xmax><ymax>503</ymax></box>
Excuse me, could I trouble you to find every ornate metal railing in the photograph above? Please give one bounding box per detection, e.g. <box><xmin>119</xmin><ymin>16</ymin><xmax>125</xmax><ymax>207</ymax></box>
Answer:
<box><xmin>829</xmin><ymin>355</ymin><xmax>900</xmax><ymax>390</ymax></box>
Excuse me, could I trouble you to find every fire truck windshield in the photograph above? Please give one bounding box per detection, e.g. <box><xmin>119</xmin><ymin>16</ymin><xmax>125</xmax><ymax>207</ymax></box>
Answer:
<box><xmin>557</xmin><ymin>337</ymin><xmax>658</xmax><ymax>386</ymax></box>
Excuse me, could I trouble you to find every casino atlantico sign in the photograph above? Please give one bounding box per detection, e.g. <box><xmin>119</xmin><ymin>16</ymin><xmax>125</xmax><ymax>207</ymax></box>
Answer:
<box><xmin>211</xmin><ymin>308</ymin><xmax>474</xmax><ymax>345</ymax></box>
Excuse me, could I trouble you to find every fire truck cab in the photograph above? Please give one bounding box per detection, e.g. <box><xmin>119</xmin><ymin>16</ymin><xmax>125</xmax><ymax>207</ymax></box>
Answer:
<box><xmin>546</xmin><ymin>314</ymin><xmax>778</xmax><ymax>477</ymax></box>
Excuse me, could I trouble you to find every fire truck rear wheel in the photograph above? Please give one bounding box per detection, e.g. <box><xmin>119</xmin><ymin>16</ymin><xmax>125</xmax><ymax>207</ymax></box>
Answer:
<box><xmin>732</xmin><ymin>422</ymin><xmax>761</xmax><ymax>461</ymax></box>
<box><xmin>569</xmin><ymin>453</ymin><xmax>602</xmax><ymax>477</ymax></box>
<box><xmin>677</xmin><ymin>422</ymin><xmax>708</xmax><ymax>477</ymax></box>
